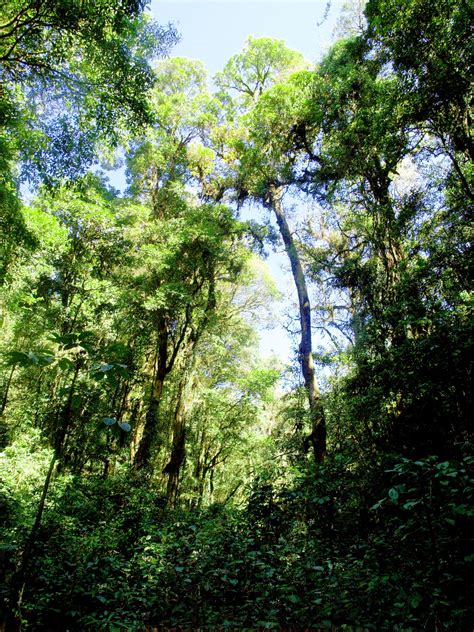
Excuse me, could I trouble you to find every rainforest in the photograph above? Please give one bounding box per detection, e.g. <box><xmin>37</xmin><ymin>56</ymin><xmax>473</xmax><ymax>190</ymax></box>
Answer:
<box><xmin>0</xmin><ymin>0</ymin><xmax>472</xmax><ymax>630</ymax></box>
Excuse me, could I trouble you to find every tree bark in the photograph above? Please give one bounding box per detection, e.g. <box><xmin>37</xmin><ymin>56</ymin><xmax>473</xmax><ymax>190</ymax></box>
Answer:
<box><xmin>164</xmin><ymin>376</ymin><xmax>188</xmax><ymax>507</ymax></box>
<box><xmin>266</xmin><ymin>184</ymin><xmax>326</xmax><ymax>463</ymax></box>
<box><xmin>133</xmin><ymin>316</ymin><xmax>168</xmax><ymax>470</ymax></box>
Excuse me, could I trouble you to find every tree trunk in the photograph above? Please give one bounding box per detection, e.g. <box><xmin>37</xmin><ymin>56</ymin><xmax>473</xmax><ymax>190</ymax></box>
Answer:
<box><xmin>0</xmin><ymin>364</ymin><xmax>15</xmax><ymax>449</ymax></box>
<box><xmin>164</xmin><ymin>340</ymin><xmax>200</xmax><ymax>507</ymax></box>
<box><xmin>267</xmin><ymin>185</ymin><xmax>326</xmax><ymax>463</ymax></box>
<box><xmin>164</xmin><ymin>276</ymin><xmax>217</xmax><ymax>499</ymax></box>
<box><xmin>133</xmin><ymin>371</ymin><xmax>165</xmax><ymax>470</ymax></box>
<box><xmin>164</xmin><ymin>370</ymin><xmax>191</xmax><ymax>506</ymax></box>
<box><xmin>193</xmin><ymin>431</ymin><xmax>207</xmax><ymax>509</ymax></box>
<box><xmin>133</xmin><ymin>316</ymin><xmax>168</xmax><ymax>470</ymax></box>
<box><xmin>8</xmin><ymin>360</ymin><xmax>81</xmax><ymax>630</ymax></box>
<box><xmin>164</xmin><ymin>419</ymin><xmax>186</xmax><ymax>507</ymax></box>
<box><xmin>1</xmin><ymin>364</ymin><xmax>15</xmax><ymax>416</ymax></box>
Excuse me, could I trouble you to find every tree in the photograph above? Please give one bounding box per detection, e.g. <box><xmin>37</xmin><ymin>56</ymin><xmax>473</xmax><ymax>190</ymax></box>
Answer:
<box><xmin>215</xmin><ymin>36</ymin><xmax>306</xmax><ymax>108</ymax></box>
<box><xmin>0</xmin><ymin>0</ymin><xmax>176</xmax><ymax>128</ymax></box>
<box><xmin>333</xmin><ymin>0</ymin><xmax>367</xmax><ymax>39</ymax></box>
<box><xmin>167</xmin><ymin>255</ymin><xmax>280</xmax><ymax>507</ymax></box>
<box><xmin>365</xmin><ymin>0</ymin><xmax>473</xmax><ymax>186</ymax></box>
<box><xmin>215</xmin><ymin>39</ymin><xmax>326</xmax><ymax>463</ymax></box>
<box><xmin>0</xmin><ymin>0</ymin><xmax>177</xmax><ymax>281</ymax></box>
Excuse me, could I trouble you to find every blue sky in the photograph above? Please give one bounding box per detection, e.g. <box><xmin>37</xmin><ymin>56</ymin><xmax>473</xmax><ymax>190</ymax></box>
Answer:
<box><xmin>152</xmin><ymin>1</ymin><xmax>344</xmax><ymax>75</ymax></box>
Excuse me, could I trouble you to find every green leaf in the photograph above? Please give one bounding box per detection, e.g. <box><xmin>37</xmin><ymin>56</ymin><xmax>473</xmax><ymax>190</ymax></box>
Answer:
<box><xmin>388</xmin><ymin>487</ymin><xmax>399</xmax><ymax>502</ymax></box>
<box><xmin>370</xmin><ymin>500</ymin><xmax>384</xmax><ymax>510</ymax></box>
<box><xmin>403</xmin><ymin>500</ymin><xmax>420</xmax><ymax>509</ymax></box>
<box><xmin>6</xmin><ymin>351</ymin><xmax>32</xmax><ymax>367</ymax></box>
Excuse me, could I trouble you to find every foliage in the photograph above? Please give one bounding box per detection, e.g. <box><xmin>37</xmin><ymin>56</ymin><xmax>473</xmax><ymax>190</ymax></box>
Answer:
<box><xmin>0</xmin><ymin>1</ymin><xmax>472</xmax><ymax>629</ymax></box>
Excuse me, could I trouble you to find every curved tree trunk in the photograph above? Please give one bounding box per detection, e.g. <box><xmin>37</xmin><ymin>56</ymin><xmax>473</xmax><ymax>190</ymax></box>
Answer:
<box><xmin>267</xmin><ymin>185</ymin><xmax>326</xmax><ymax>463</ymax></box>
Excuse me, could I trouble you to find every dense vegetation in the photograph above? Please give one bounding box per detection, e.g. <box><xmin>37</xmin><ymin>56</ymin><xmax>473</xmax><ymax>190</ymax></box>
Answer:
<box><xmin>1</xmin><ymin>0</ymin><xmax>472</xmax><ymax>629</ymax></box>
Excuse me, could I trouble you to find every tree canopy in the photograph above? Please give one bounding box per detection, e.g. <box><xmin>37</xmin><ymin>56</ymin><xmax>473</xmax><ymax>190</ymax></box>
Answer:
<box><xmin>0</xmin><ymin>2</ymin><xmax>472</xmax><ymax>630</ymax></box>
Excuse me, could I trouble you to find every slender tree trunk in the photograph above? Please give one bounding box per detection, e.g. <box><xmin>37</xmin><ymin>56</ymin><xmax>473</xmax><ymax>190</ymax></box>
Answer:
<box><xmin>8</xmin><ymin>360</ymin><xmax>81</xmax><ymax>630</ymax></box>
<box><xmin>164</xmin><ymin>416</ymin><xmax>186</xmax><ymax>507</ymax></box>
<box><xmin>1</xmin><ymin>364</ymin><xmax>15</xmax><ymax>415</ymax></box>
<box><xmin>0</xmin><ymin>364</ymin><xmax>15</xmax><ymax>449</ymax></box>
<box><xmin>194</xmin><ymin>431</ymin><xmax>207</xmax><ymax>509</ymax></box>
<box><xmin>209</xmin><ymin>467</ymin><xmax>215</xmax><ymax>503</ymax></box>
<box><xmin>266</xmin><ymin>185</ymin><xmax>326</xmax><ymax>463</ymax></box>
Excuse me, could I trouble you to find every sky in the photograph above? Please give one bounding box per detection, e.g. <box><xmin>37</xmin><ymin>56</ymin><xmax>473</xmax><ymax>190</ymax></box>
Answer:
<box><xmin>140</xmin><ymin>1</ymin><xmax>346</xmax><ymax>361</ymax></box>
<box><xmin>151</xmin><ymin>1</ymin><xmax>345</xmax><ymax>75</ymax></box>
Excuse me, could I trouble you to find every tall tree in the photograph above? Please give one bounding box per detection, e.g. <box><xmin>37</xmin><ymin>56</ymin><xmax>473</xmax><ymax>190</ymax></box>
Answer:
<box><xmin>125</xmin><ymin>59</ymin><xmax>250</xmax><ymax>471</ymax></box>
<box><xmin>215</xmin><ymin>39</ymin><xmax>327</xmax><ymax>463</ymax></box>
